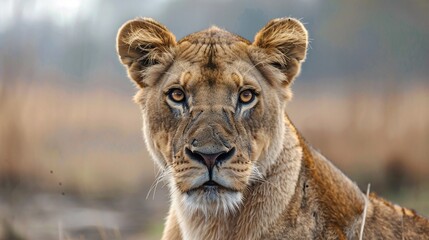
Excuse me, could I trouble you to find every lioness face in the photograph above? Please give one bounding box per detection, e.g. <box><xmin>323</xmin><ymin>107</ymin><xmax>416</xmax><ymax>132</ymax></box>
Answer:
<box><xmin>117</xmin><ymin>18</ymin><xmax>307</xmax><ymax>214</ymax></box>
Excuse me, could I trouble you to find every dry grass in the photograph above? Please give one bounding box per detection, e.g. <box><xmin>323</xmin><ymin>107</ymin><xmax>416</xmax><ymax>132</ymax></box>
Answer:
<box><xmin>289</xmin><ymin>82</ymin><xmax>429</xmax><ymax>187</ymax></box>
<box><xmin>0</xmin><ymin>82</ymin><xmax>155</xmax><ymax>195</ymax></box>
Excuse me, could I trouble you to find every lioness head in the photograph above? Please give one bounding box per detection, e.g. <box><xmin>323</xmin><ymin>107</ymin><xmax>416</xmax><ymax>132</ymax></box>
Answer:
<box><xmin>117</xmin><ymin>18</ymin><xmax>308</xmax><ymax>215</ymax></box>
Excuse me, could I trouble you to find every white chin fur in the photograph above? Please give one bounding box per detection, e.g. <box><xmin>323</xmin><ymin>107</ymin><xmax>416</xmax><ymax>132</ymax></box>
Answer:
<box><xmin>180</xmin><ymin>189</ymin><xmax>242</xmax><ymax>217</ymax></box>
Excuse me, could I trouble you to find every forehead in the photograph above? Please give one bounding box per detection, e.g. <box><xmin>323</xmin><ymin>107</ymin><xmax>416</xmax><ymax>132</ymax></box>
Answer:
<box><xmin>164</xmin><ymin>27</ymin><xmax>260</xmax><ymax>88</ymax></box>
<box><xmin>177</xmin><ymin>26</ymin><xmax>251</xmax><ymax>47</ymax></box>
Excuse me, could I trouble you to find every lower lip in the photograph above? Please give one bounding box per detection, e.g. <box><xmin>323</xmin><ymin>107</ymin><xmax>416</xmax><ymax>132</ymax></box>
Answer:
<box><xmin>203</xmin><ymin>182</ymin><xmax>218</xmax><ymax>187</ymax></box>
<box><xmin>203</xmin><ymin>185</ymin><xmax>219</xmax><ymax>191</ymax></box>
<box><xmin>187</xmin><ymin>184</ymin><xmax>234</xmax><ymax>194</ymax></box>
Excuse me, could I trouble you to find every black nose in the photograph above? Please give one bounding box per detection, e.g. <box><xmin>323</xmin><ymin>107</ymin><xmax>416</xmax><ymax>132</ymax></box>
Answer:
<box><xmin>185</xmin><ymin>147</ymin><xmax>236</xmax><ymax>169</ymax></box>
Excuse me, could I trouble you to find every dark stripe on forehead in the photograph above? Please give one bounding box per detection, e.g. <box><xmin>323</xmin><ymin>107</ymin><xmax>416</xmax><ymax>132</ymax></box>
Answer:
<box><xmin>206</xmin><ymin>42</ymin><xmax>217</xmax><ymax>70</ymax></box>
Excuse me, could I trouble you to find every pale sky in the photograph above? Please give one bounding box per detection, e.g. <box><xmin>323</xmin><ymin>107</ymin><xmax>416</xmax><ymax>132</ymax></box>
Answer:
<box><xmin>0</xmin><ymin>0</ymin><xmax>98</xmax><ymax>31</ymax></box>
<box><xmin>0</xmin><ymin>0</ymin><xmax>180</xmax><ymax>32</ymax></box>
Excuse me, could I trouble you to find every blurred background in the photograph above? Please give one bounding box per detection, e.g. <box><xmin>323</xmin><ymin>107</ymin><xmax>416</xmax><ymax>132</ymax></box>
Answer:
<box><xmin>0</xmin><ymin>0</ymin><xmax>428</xmax><ymax>239</ymax></box>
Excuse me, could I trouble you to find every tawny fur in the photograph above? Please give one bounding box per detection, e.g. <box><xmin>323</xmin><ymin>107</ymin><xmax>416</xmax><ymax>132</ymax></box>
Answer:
<box><xmin>116</xmin><ymin>17</ymin><xmax>429</xmax><ymax>240</ymax></box>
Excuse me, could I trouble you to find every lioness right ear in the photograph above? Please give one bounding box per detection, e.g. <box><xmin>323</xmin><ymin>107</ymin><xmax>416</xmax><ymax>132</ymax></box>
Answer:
<box><xmin>116</xmin><ymin>18</ymin><xmax>176</xmax><ymax>87</ymax></box>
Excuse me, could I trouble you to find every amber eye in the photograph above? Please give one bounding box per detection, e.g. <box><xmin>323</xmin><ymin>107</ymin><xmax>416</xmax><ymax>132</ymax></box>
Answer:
<box><xmin>168</xmin><ymin>89</ymin><xmax>185</xmax><ymax>103</ymax></box>
<box><xmin>239</xmin><ymin>90</ymin><xmax>255</xmax><ymax>104</ymax></box>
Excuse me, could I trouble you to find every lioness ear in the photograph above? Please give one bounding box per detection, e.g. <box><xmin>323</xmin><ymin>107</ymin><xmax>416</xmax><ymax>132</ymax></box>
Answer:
<box><xmin>116</xmin><ymin>18</ymin><xmax>176</xmax><ymax>87</ymax></box>
<box><xmin>253</xmin><ymin>18</ymin><xmax>308</xmax><ymax>85</ymax></box>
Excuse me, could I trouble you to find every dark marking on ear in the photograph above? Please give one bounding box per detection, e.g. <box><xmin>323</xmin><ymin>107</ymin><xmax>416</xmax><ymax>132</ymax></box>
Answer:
<box><xmin>269</xmin><ymin>62</ymin><xmax>283</xmax><ymax>70</ymax></box>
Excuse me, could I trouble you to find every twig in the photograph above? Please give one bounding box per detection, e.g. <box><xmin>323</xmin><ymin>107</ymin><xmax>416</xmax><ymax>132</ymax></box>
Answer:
<box><xmin>359</xmin><ymin>183</ymin><xmax>371</xmax><ymax>240</ymax></box>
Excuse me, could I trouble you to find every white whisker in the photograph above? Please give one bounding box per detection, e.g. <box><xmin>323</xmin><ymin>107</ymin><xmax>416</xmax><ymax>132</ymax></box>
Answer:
<box><xmin>146</xmin><ymin>165</ymin><xmax>172</xmax><ymax>200</ymax></box>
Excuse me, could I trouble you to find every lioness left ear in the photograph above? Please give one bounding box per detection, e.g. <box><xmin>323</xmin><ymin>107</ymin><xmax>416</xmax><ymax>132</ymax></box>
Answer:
<box><xmin>253</xmin><ymin>18</ymin><xmax>308</xmax><ymax>85</ymax></box>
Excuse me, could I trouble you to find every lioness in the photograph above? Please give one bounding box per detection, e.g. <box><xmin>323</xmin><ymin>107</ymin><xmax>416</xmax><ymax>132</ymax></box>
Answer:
<box><xmin>116</xmin><ymin>17</ymin><xmax>429</xmax><ymax>239</ymax></box>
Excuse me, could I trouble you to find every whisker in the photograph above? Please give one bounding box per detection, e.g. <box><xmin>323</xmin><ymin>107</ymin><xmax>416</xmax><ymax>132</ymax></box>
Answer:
<box><xmin>146</xmin><ymin>165</ymin><xmax>172</xmax><ymax>200</ymax></box>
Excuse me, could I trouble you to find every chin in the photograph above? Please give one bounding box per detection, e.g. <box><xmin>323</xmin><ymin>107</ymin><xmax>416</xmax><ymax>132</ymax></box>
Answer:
<box><xmin>181</xmin><ymin>185</ymin><xmax>243</xmax><ymax>216</ymax></box>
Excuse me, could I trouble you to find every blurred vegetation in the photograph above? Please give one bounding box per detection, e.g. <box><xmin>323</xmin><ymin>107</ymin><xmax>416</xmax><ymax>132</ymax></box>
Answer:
<box><xmin>0</xmin><ymin>0</ymin><xmax>428</xmax><ymax>239</ymax></box>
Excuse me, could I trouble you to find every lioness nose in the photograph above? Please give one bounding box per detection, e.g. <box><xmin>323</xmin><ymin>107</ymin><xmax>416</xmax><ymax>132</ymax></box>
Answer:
<box><xmin>185</xmin><ymin>147</ymin><xmax>236</xmax><ymax>169</ymax></box>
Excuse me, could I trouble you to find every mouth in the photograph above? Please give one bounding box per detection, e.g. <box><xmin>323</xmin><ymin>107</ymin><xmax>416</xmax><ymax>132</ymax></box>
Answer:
<box><xmin>187</xmin><ymin>180</ymin><xmax>236</xmax><ymax>194</ymax></box>
<box><xmin>181</xmin><ymin>179</ymin><xmax>244</xmax><ymax>214</ymax></box>
<box><xmin>203</xmin><ymin>180</ymin><xmax>218</xmax><ymax>187</ymax></box>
